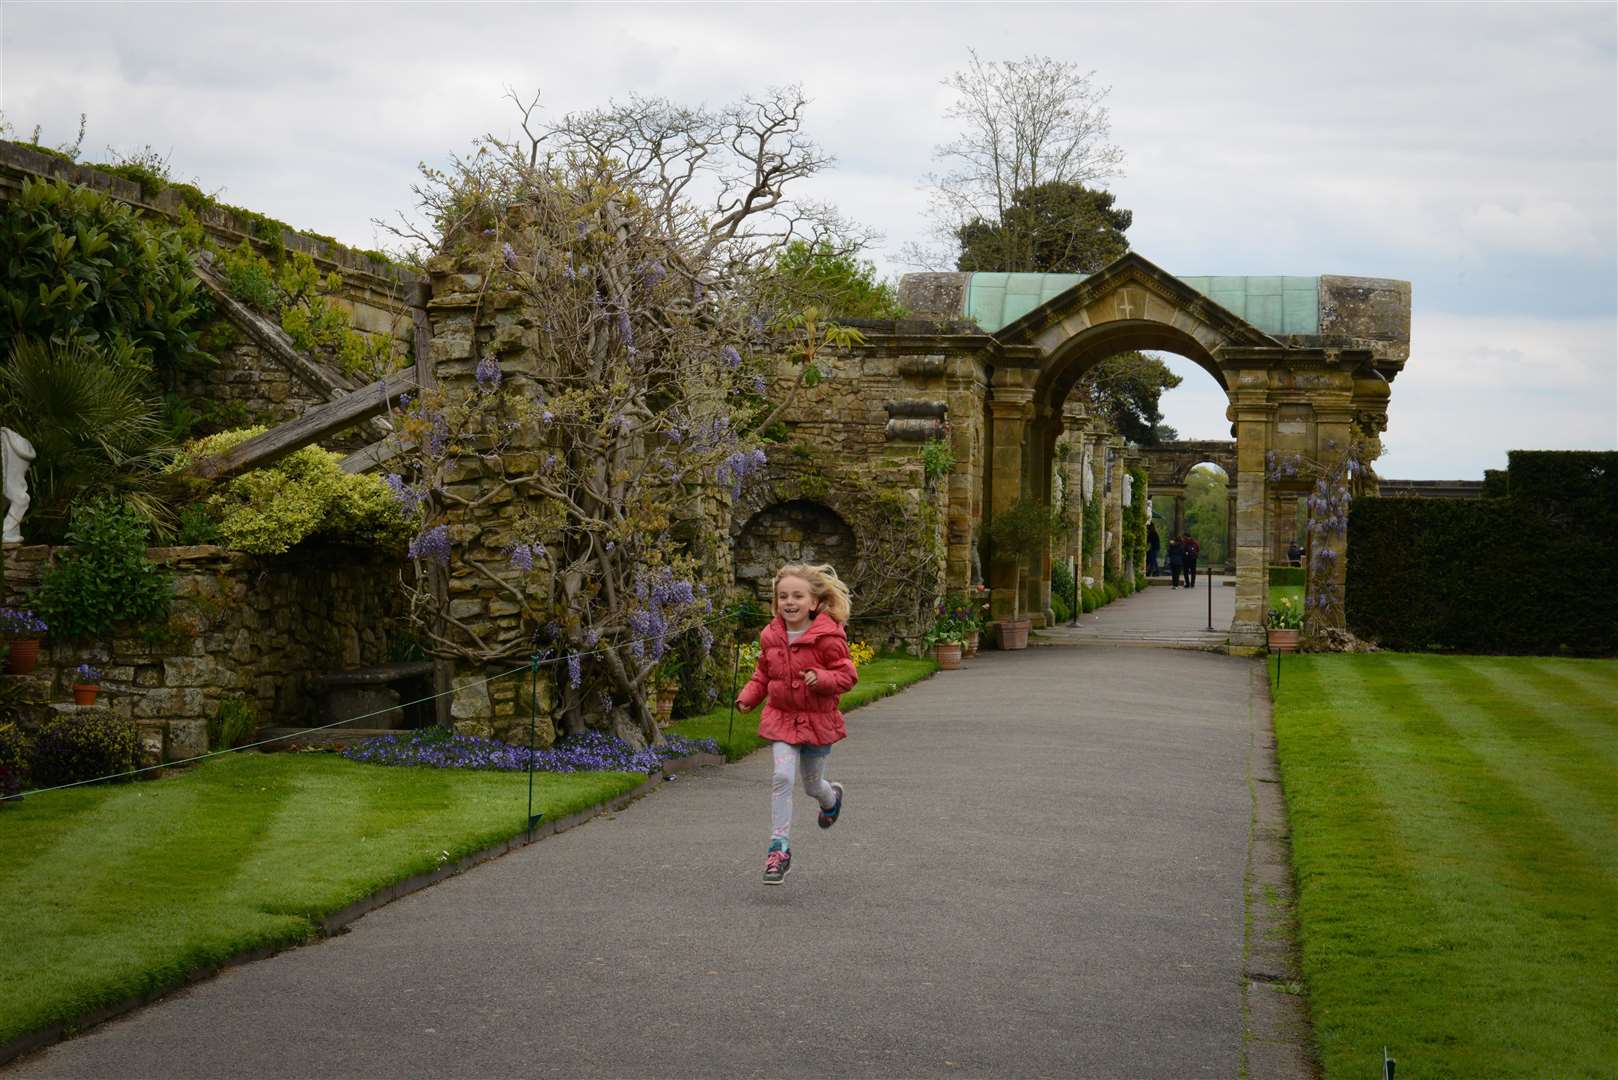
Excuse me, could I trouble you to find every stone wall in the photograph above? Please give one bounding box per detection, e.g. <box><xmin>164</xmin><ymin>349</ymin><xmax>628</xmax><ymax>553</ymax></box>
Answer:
<box><xmin>734</xmin><ymin>500</ymin><xmax>857</xmax><ymax>605</ymax></box>
<box><xmin>2</xmin><ymin>543</ymin><xmax>402</xmax><ymax>762</ymax></box>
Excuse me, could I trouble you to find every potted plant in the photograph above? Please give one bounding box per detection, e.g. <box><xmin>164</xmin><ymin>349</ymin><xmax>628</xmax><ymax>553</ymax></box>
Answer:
<box><xmin>923</xmin><ymin>609</ymin><xmax>967</xmax><ymax>670</ymax></box>
<box><xmin>1266</xmin><ymin>598</ymin><xmax>1303</xmax><ymax>652</ymax></box>
<box><xmin>72</xmin><ymin>663</ymin><xmax>101</xmax><ymax>706</ymax></box>
<box><xmin>651</xmin><ymin>654</ymin><xmax>685</xmax><ymax>727</ymax></box>
<box><xmin>987</xmin><ymin>499</ymin><xmax>1059</xmax><ymax>650</ymax></box>
<box><xmin>1</xmin><ymin>608</ymin><xmax>48</xmax><ymax>674</ymax></box>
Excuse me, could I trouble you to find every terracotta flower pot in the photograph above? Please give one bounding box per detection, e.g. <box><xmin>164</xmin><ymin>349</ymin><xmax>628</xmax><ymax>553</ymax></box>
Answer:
<box><xmin>73</xmin><ymin>683</ymin><xmax>100</xmax><ymax>706</ymax></box>
<box><xmin>1267</xmin><ymin>628</ymin><xmax>1300</xmax><ymax>653</ymax></box>
<box><xmin>997</xmin><ymin>618</ymin><xmax>1031</xmax><ymax>651</ymax></box>
<box><xmin>7</xmin><ymin>638</ymin><xmax>40</xmax><ymax>675</ymax></box>
<box><xmin>654</xmin><ymin>685</ymin><xmax>677</xmax><ymax>727</ymax></box>
<box><xmin>963</xmin><ymin>631</ymin><xmax>979</xmax><ymax>658</ymax></box>
<box><xmin>933</xmin><ymin>642</ymin><xmax>963</xmax><ymax>670</ymax></box>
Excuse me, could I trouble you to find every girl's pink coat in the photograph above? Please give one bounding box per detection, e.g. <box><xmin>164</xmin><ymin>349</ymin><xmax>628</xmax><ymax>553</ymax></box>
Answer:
<box><xmin>737</xmin><ymin>611</ymin><xmax>859</xmax><ymax>746</ymax></box>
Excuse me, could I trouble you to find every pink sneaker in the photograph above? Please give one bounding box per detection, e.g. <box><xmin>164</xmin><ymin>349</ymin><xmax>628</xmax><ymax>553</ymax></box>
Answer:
<box><xmin>763</xmin><ymin>846</ymin><xmax>791</xmax><ymax>885</ymax></box>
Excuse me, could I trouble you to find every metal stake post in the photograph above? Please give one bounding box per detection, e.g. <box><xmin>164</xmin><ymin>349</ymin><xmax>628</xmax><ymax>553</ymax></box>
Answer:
<box><xmin>527</xmin><ymin>654</ymin><xmax>544</xmax><ymax>839</ymax></box>
<box><xmin>725</xmin><ymin>607</ymin><xmax>746</xmax><ymax>754</ymax></box>
<box><xmin>1207</xmin><ymin>554</ymin><xmax>1213</xmax><ymax>631</ymax></box>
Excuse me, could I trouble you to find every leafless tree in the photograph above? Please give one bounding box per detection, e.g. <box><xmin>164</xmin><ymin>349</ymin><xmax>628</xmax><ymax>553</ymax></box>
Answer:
<box><xmin>905</xmin><ymin>50</ymin><xmax>1125</xmax><ymax>270</ymax></box>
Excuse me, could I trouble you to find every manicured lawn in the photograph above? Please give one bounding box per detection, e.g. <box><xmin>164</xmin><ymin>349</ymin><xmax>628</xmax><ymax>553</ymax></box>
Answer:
<box><xmin>667</xmin><ymin>655</ymin><xmax>937</xmax><ymax>760</ymax></box>
<box><xmin>0</xmin><ymin>754</ymin><xmax>643</xmax><ymax>1048</ymax></box>
<box><xmin>1271</xmin><ymin>653</ymin><xmax>1618</xmax><ymax>1078</ymax></box>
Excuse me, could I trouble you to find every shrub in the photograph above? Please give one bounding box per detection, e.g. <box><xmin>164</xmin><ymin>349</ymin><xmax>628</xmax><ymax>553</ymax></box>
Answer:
<box><xmin>1051</xmin><ymin>559</ymin><xmax>1076</xmax><ymax>608</ymax></box>
<box><xmin>33</xmin><ymin>498</ymin><xmax>174</xmax><ymax>641</ymax></box>
<box><xmin>1052</xmin><ymin>591</ymin><xmax>1071</xmax><ymax>624</ymax></box>
<box><xmin>176</xmin><ymin>429</ymin><xmax>413</xmax><ymax>554</ymax></box>
<box><xmin>1268</xmin><ymin>565</ymin><xmax>1305</xmax><ymax>588</ymax></box>
<box><xmin>0</xmin><ymin>178</ymin><xmax>201</xmax><ymax>376</ymax></box>
<box><xmin>30</xmin><ymin>710</ymin><xmax>137</xmax><ymax>788</ymax></box>
<box><xmin>0</xmin><ymin>721</ymin><xmax>32</xmax><ymax>798</ymax></box>
<box><xmin>209</xmin><ymin>698</ymin><xmax>257</xmax><ymax>751</ymax></box>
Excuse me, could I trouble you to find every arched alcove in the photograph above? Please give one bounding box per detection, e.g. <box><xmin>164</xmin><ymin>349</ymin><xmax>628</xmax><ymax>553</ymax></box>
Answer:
<box><xmin>733</xmin><ymin>499</ymin><xmax>857</xmax><ymax>605</ymax></box>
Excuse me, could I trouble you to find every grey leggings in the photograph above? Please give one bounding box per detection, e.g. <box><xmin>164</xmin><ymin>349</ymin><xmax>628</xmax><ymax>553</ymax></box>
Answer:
<box><xmin>771</xmin><ymin>741</ymin><xmax>837</xmax><ymax>843</ymax></box>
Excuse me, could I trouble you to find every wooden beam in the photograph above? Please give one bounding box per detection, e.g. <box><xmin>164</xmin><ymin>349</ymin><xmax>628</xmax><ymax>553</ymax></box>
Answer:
<box><xmin>189</xmin><ymin>367</ymin><xmax>418</xmax><ymax>481</ymax></box>
<box><xmin>339</xmin><ymin>435</ymin><xmax>411</xmax><ymax>475</ymax></box>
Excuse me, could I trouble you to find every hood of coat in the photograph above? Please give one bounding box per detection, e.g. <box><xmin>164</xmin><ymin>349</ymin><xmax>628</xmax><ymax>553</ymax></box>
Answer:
<box><xmin>760</xmin><ymin>610</ymin><xmax>846</xmax><ymax>648</ymax></box>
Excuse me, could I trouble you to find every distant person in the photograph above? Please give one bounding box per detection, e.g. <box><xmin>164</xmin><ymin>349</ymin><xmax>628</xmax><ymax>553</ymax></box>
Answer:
<box><xmin>1182</xmin><ymin>534</ymin><xmax>1202</xmax><ymax>587</ymax></box>
<box><xmin>1146</xmin><ymin>523</ymin><xmax>1161</xmax><ymax>577</ymax></box>
<box><xmin>1168</xmin><ymin>536</ymin><xmax>1184</xmax><ymax>588</ymax></box>
<box><xmin>1287</xmin><ymin>540</ymin><xmax>1303</xmax><ymax>567</ymax></box>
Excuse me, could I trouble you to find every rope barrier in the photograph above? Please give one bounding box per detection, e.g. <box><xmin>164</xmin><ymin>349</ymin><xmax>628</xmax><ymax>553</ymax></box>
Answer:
<box><xmin>11</xmin><ymin>605</ymin><xmax>751</xmax><ymax>801</ymax></box>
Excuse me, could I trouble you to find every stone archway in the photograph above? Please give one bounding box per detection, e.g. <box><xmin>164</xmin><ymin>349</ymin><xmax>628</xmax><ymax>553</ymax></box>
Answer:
<box><xmin>1141</xmin><ymin>442</ymin><xmax>1239</xmax><ymax>570</ymax></box>
<box><xmin>956</xmin><ymin>254</ymin><xmax>1403</xmax><ymax>647</ymax></box>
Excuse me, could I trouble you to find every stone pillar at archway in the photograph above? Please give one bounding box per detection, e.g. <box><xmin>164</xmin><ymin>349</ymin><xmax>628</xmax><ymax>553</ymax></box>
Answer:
<box><xmin>1229</xmin><ymin>389</ymin><xmax>1272</xmax><ymax>647</ymax></box>
<box><xmin>1173</xmin><ymin>494</ymin><xmax>1187</xmax><ymax>537</ymax></box>
<box><xmin>1225</xmin><ymin>490</ymin><xmax>1237</xmax><ymax>571</ymax></box>
<box><xmin>986</xmin><ymin>381</ymin><xmax>1034</xmax><ymax>624</ymax></box>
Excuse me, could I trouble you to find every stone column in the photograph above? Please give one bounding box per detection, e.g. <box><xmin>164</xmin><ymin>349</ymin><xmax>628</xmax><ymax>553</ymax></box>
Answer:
<box><xmin>1310</xmin><ymin>410</ymin><xmax>1357</xmax><ymax>634</ymax></box>
<box><xmin>1230</xmin><ymin>391</ymin><xmax>1273</xmax><ymax>648</ymax></box>
<box><xmin>1225</xmin><ymin>490</ymin><xmax>1237</xmax><ymax>571</ymax></box>
<box><xmin>1105</xmin><ymin>438</ymin><xmax>1124</xmax><ymax>582</ymax></box>
<box><xmin>1172</xmin><ymin>494</ymin><xmax>1186</xmax><ymax>537</ymax></box>
<box><xmin>1028</xmin><ymin>412</ymin><xmax>1060</xmax><ymax>628</ymax></box>
<box><xmin>986</xmin><ymin>384</ymin><xmax>1033</xmax><ymax>623</ymax></box>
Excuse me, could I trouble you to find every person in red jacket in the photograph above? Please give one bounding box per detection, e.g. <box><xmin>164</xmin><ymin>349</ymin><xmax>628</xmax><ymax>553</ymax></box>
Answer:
<box><xmin>735</xmin><ymin>562</ymin><xmax>859</xmax><ymax>885</ymax></box>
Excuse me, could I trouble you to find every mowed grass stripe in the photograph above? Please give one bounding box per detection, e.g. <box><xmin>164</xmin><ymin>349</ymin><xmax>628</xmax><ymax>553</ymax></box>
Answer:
<box><xmin>0</xmin><ymin>753</ymin><xmax>647</xmax><ymax>1048</ymax></box>
<box><xmin>1431</xmin><ymin>657</ymin><xmax>1618</xmax><ymax>875</ymax></box>
<box><xmin>1270</xmin><ymin>660</ymin><xmax>1468</xmax><ymax>1075</ymax></box>
<box><xmin>1513</xmin><ymin>659</ymin><xmax>1618</xmax><ymax>770</ymax></box>
<box><xmin>1277</xmin><ymin>654</ymin><xmax>1618</xmax><ymax>1078</ymax></box>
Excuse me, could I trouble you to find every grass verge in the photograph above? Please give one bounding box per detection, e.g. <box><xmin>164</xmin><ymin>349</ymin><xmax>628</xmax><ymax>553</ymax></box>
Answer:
<box><xmin>1270</xmin><ymin>653</ymin><xmax>1617</xmax><ymax>1078</ymax></box>
<box><xmin>666</xmin><ymin>654</ymin><xmax>937</xmax><ymax>760</ymax></box>
<box><xmin>0</xmin><ymin>754</ymin><xmax>643</xmax><ymax>1049</ymax></box>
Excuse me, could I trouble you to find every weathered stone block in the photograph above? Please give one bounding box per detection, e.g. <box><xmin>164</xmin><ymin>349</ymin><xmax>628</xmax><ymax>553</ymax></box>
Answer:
<box><xmin>451</xmin><ymin>675</ymin><xmax>492</xmax><ymax>722</ymax></box>
<box><xmin>133</xmin><ymin>688</ymin><xmax>208</xmax><ymax>718</ymax></box>
<box><xmin>165</xmin><ymin>718</ymin><xmax>208</xmax><ymax>761</ymax></box>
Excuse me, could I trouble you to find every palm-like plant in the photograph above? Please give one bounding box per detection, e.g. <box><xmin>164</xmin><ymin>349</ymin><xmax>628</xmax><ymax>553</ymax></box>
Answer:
<box><xmin>0</xmin><ymin>337</ymin><xmax>175</xmax><ymax>540</ymax></box>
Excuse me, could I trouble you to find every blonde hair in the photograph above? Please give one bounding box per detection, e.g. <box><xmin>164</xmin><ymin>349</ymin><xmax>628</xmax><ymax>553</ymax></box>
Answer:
<box><xmin>771</xmin><ymin>563</ymin><xmax>852</xmax><ymax>625</ymax></box>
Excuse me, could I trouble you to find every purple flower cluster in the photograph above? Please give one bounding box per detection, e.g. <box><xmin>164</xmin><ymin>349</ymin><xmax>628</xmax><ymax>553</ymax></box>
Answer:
<box><xmin>75</xmin><ymin>663</ymin><xmax>100</xmax><ymax>683</ymax></box>
<box><xmin>509</xmin><ymin>542</ymin><xmax>544</xmax><ymax>571</ymax></box>
<box><xmin>716</xmin><ymin>447</ymin><xmax>768</xmax><ymax>498</ymax></box>
<box><xmin>567</xmin><ymin>652</ymin><xmax>583</xmax><ymax>689</ymax></box>
<box><xmin>426</xmin><ymin>410</ymin><xmax>450</xmax><ymax>457</ymax></box>
<box><xmin>0</xmin><ymin>607</ymin><xmax>47</xmax><ymax>635</ymax></box>
<box><xmin>385</xmin><ymin>473</ymin><xmax>425</xmax><ymax>515</ymax></box>
<box><xmin>502</xmin><ymin>242</ymin><xmax>518</xmax><ymax>270</ymax></box>
<box><xmin>720</xmin><ymin>345</ymin><xmax>742</xmax><ymax>369</ymax></box>
<box><xmin>340</xmin><ymin>728</ymin><xmax>720</xmax><ymax>775</ymax></box>
<box><xmin>409</xmin><ymin>524</ymin><xmax>452</xmax><ymax>565</ymax></box>
<box><xmin>640</xmin><ymin>259</ymin><xmax>666</xmax><ymax>287</ymax></box>
<box><xmin>476</xmin><ymin>356</ymin><xmax>502</xmax><ymax>391</ymax></box>
<box><xmin>615</xmin><ymin>309</ymin><xmax>634</xmax><ymax>350</ymax></box>
<box><xmin>626</xmin><ymin>569</ymin><xmax>711</xmax><ymax>661</ymax></box>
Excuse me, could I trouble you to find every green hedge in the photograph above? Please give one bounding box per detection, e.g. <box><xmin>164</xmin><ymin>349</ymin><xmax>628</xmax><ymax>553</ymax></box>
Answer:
<box><xmin>1269</xmin><ymin>565</ymin><xmax>1305</xmax><ymax>588</ymax></box>
<box><xmin>1347</xmin><ymin>452</ymin><xmax>1616</xmax><ymax>655</ymax></box>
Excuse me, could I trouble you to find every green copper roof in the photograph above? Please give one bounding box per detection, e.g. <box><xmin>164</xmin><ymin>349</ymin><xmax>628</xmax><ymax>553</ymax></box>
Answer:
<box><xmin>962</xmin><ymin>272</ymin><xmax>1320</xmax><ymax>336</ymax></box>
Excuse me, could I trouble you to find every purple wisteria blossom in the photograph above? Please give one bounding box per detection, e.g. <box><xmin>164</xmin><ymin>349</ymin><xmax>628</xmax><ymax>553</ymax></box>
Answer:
<box><xmin>408</xmin><ymin>524</ymin><xmax>452</xmax><ymax>565</ymax></box>
<box><xmin>385</xmin><ymin>473</ymin><xmax>425</xmax><ymax>515</ymax></box>
<box><xmin>341</xmin><ymin>728</ymin><xmax>720</xmax><ymax>775</ymax></box>
<box><xmin>502</xmin><ymin>242</ymin><xmax>518</xmax><ymax>269</ymax></box>
<box><xmin>720</xmin><ymin>345</ymin><xmax>742</xmax><ymax>369</ymax></box>
<box><xmin>567</xmin><ymin>652</ymin><xmax>583</xmax><ymax>689</ymax></box>
<box><xmin>509</xmin><ymin>542</ymin><xmax>544</xmax><ymax>571</ymax></box>
<box><xmin>716</xmin><ymin>447</ymin><xmax>768</xmax><ymax>498</ymax></box>
<box><xmin>476</xmin><ymin>356</ymin><xmax>502</xmax><ymax>391</ymax></box>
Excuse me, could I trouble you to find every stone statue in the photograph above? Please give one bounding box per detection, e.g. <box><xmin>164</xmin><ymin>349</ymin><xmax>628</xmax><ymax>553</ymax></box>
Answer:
<box><xmin>1080</xmin><ymin>446</ymin><xmax>1095</xmax><ymax>503</ymax></box>
<box><xmin>1122</xmin><ymin>473</ymin><xmax>1133</xmax><ymax>508</ymax></box>
<box><xmin>1</xmin><ymin>428</ymin><xmax>36</xmax><ymax>543</ymax></box>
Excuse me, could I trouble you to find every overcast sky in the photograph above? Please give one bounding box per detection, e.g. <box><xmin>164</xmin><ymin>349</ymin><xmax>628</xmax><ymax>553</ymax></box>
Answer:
<box><xmin>2</xmin><ymin>1</ymin><xmax>1613</xmax><ymax>479</ymax></box>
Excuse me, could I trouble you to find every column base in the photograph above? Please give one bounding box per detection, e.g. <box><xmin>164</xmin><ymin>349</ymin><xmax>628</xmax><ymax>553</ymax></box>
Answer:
<box><xmin>1229</xmin><ymin>620</ymin><xmax>1266</xmax><ymax>648</ymax></box>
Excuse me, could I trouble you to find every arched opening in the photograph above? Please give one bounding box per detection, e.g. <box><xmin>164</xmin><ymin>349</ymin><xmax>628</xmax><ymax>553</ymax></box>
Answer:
<box><xmin>733</xmin><ymin>499</ymin><xmax>857</xmax><ymax>606</ymax></box>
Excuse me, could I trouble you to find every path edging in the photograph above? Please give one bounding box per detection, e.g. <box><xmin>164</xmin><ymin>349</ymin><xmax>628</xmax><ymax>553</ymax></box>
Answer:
<box><xmin>1241</xmin><ymin>661</ymin><xmax>1320</xmax><ymax>1079</ymax></box>
<box><xmin>0</xmin><ymin>752</ymin><xmax>725</xmax><ymax>1070</ymax></box>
